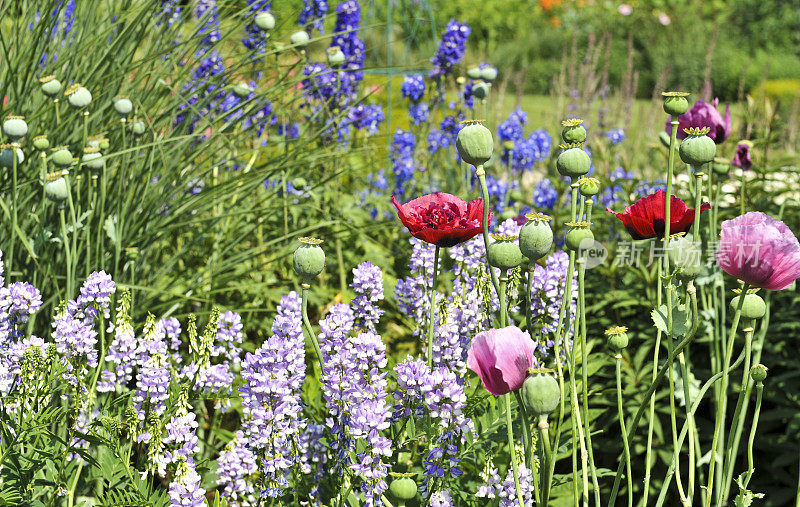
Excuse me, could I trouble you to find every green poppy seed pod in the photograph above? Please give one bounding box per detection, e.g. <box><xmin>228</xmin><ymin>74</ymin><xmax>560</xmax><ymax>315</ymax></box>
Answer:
<box><xmin>51</xmin><ymin>147</ymin><xmax>73</xmax><ymax>168</ymax></box>
<box><xmin>564</xmin><ymin>222</ymin><xmax>593</xmax><ymax>252</ymax></box>
<box><xmin>472</xmin><ymin>81</ymin><xmax>490</xmax><ymax>100</ymax></box>
<box><xmin>44</xmin><ymin>176</ymin><xmax>69</xmax><ymax>204</ymax></box>
<box><xmin>519</xmin><ymin>212</ymin><xmax>553</xmax><ymax>261</ymax></box>
<box><xmin>290</xmin><ymin>30</ymin><xmax>310</xmax><ymax>49</ymax></box>
<box><xmin>500</xmin><ymin>209</ymin><xmax>517</xmax><ymax>221</ymax></box>
<box><xmin>679</xmin><ymin>128</ymin><xmax>716</xmax><ymax>167</ymax></box>
<box><xmin>113</xmin><ymin>97</ymin><xmax>133</xmax><ymax>116</ymax></box>
<box><xmin>82</xmin><ymin>148</ymin><xmax>103</xmax><ymax>170</ymax></box>
<box><xmin>605</xmin><ymin>326</ymin><xmax>629</xmax><ymax>351</ymax></box>
<box><xmin>66</xmin><ymin>85</ymin><xmax>92</xmax><ymax>109</ymax></box>
<box><xmin>255</xmin><ymin>11</ymin><xmax>275</xmax><ymax>31</ymax></box>
<box><xmin>40</xmin><ymin>76</ymin><xmax>62</xmax><ymax>97</ymax></box>
<box><xmin>388</xmin><ymin>477</ymin><xmax>417</xmax><ymax>501</ymax></box>
<box><xmin>131</xmin><ymin>121</ymin><xmax>145</xmax><ymax>136</ymax></box>
<box><xmin>561</xmin><ymin>119</ymin><xmax>587</xmax><ymax>144</ymax></box>
<box><xmin>668</xmin><ymin>234</ymin><xmax>702</xmax><ymax>280</ymax></box>
<box><xmin>730</xmin><ymin>293</ymin><xmax>766</xmax><ymax>320</ymax></box>
<box><xmin>487</xmin><ymin>235</ymin><xmax>523</xmax><ymax>270</ymax></box>
<box><xmin>662</xmin><ymin>92</ymin><xmax>690</xmax><ymax>117</ymax></box>
<box><xmin>579</xmin><ymin>177</ymin><xmax>600</xmax><ymax>197</ymax></box>
<box><xmin>480</xmin><ymin>66</ymin><xmax>498</xmax><ymax>82</ymax></box>
<box><xmin>3</xmin><ymin>116</ymin><xmax>28</xmax><ymax>140</ymax></box>
<box><xmin>456</xmin><ymin>121</ymin><xmax>493</xmax><ymax>166</ymax></box>
<box><xmin>466</xmin><ymin>66</ymin><xmax>482</xmax><ymax>80</ymax></box>
<box><xmin>712</xmin><ymin>157</ymin><xmax>730</xmax><ymax>176</ymax></box>
<box><xmin>658</xmin><ymin>131</ymin><xmax>671</xmax><ymax>149</ymax></box>
<box><xmin>293</xmin><ymin>237</ymin><xmax>325</xmax><ymax>281</ymax></box>
<box><xmin>99</xmin><ymin>138</ymin><xmax>110</xmax><ymax>150</ymax></box>
<box><xmin>750</xmin><ymin>364</ymin><xmax>767</xmax><ymax>383</ymax></box>
<box><xmin>521</xmin><ymin>369</ymin><xmax>560</xmax><ymax>418</ymax></box>
<box><xmin>557</xmin><ymin>147</ymin><xmax>591</xmax><ymax>178</ymax></box>
<box><xmin>233</xmin><ymin>83</ymin><xmax>253</xmax><ymax>98</ymax></box>
<box><xmin>327</xmin><ymin>46</ymin><xmax>346</xmax><ymax>68</ymax></box>
<box><xmin>0</xmin><ymin>146</ymin><xmax>24</xmax><ymax>167</ymax></box>
<box><xmin>33</xmin><ymin>135</ymin><xmax>50</xmax><ymax>151</ymax></box>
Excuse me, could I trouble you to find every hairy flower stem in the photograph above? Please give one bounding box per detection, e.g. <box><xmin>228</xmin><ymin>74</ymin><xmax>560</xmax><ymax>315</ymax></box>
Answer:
<box><xmin>10</xmin><ymin>143</ymin><xmax>18</xmax><ymax>279</ymax></box>
<box><xmin>742</xmin><ymin>380</ymin><xmax>763</xmax><ymax>490</ymax></box>
<box><xmin>525</xmin><ymin>267</ymin><xmax>533</xmax><ymax>331</ymax></box>
<box><xmin>705</xmin><ymin>283</ymin><xmax>749</xmax><ymax>506</ymax></box>
<box><xmin>301</xmin><ymin>284</ymin><xmax>325</xmax><ymax>374</ymax></box>
<box><xmin>499</xmin><ymin>275</ymin><xmax>508</xmax><ymax>327</ymax></box>
<box><xmin>426</xmin><ymin>245</ymin><xmax>441</xmax><ymax>368</ymax></box>
<box><xmin>721</xmin><ymin>320</ymin><xmax>756</xmax><ymax>501</ymax></box>
<box><xmin>643</xmin><ymin>264</ymin><xmax>664</xmax><ymax>506</ymax></box>
<box><xmin>505</xmin><ymin>393</ymin><xmax>526</xmax><ymax>507</ymax></box>
<box><xmin>515</xmin><ymin>391</ymin><xmax>534</xmax><ymax>474</ymax></box>
<box><xmin>693</xmin><ymin>170</ymin><xmax>704</xmax><ymax>235</ymax></box>
<box><xmin>476</xmin><ymin>166</ymin><xmax>500</xmax><ymax>296</ymax></box>
<box><xmin>614</xmin><ymin>353</ymin><xmax>633</xmax><ymax>507</ymax></box>
<box><xmin>538</xmin><ymin>417</ymin><xmax>553</xmax><ymax>507</ymax></box>
<box><xmin>578</xmin><ymin>258</ymin><xmax>600</xmax><ymax>504</ymax></box>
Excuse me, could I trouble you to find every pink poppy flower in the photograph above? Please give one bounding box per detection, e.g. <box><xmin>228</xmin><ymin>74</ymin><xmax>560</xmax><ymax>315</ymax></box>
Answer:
<box><xmin>467</xmin><ymin>326</ymin><xmax>537</xmax><ymax>396</ymax></box>
<box><xmin>717</xmin><ymin>212</ymin><xmax>800</xmax><ymax>290</ymax></box>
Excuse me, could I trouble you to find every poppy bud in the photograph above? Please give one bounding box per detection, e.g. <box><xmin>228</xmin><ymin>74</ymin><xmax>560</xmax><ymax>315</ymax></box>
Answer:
<box><xmin>561</xmin><ymin>119</ymin><xmax>587</xmax><ymax>144</ymax></box>
<box><xmin>114</xmin><ymin>97</ymin><xmax>133</xmax><ymax>116</ymax></box>
<box><xmin>293</xmin><ymin>237</ymin><xmax>325</xmax><ymax>281</ymax></box>
<box><xmin>488</xmin><ymin>234</ymin><xmax>523</xmax><ymax>270</ymax></box>
<box><xmin>33</xmin><ymin>135</ymin><xmax>50</xmax><ymax>151</ymax></box>
<box><xmin>658</xmin><ymin>131</ymin><xmax>671</xmax><ymax>149</ymax></box>
<box><xmin>40</xmin><ymin>75</ymin><xmax>62</xmax><ymax>97</ymax></box>
<box><xmin>0</xmin><ymin>145</ymin><xmax>23</xmax><ymax>167</ymax></box>
<box><xmin>466</xmin><ymin>66</ymin><xmax>482</xmax><ymax>80</ymax></box>
<box><xmin>712</xmin><ymin>157</ymin><xmax>730</xmax><ymax>176</ymax></box>
<box><xmin>750</xmin><ymin>364</ymin><xmax>767</xmax><ymax>383</ymax></box>
<box><xmin>131</xmin><ymin>121</ymin><xmax>145</xmax><ymax>136</ymax></box>
<box><xmin>472</xmin><ymin>81</ymin><xmax>490</xmax><ymax>100</ymax></box>
<box><xmin>290</xmin><ymin>30</ymin><xmax>310</xmax><ymax>49</ymax></box>
<box><xmin>82</xmin><ymin>147</ymin><xmax>103</xmax><ymax>170</ymax></box>
<box><xmin>519</xmin><ymin>212</ymin><xmax>553</xmax><ymax>261</ymax></box>
<box><xmin>556</xmin><ymin>146</ymin><xmax>591</xmax><ymax>178</ymax></box>
<box><xmin>456</xmin><ymin>120</ymin><xmax>493</xmax><ymax>166</ymax></box>
<box><xmin>521</xmin><ymin>369</ymin><xmax>560</xmax><ymax>418</ymax></box>
<box><xmin>662</xmin><ymin>91</ymin><xmax>690</xmax><ymax>117</ymax></box>
<box><xmin>51</xmin><ymin>147</ymin><xmax>73</xmax><ymax>168</ymax></box>
<box><xmin>233</xmin><ymin>83</ymin><xmax>252</xmax><ymax>98</ymax></box>
<box><xmin>44</xmin><ymin>173</ymin><xmax>69</xmax><ymax>205</ymax></box>
<box><xmin>327</xmin><ymin>46</ymin><xmax>346</xmax><ymax>68</ymax></box>
<box><xmin>679</xmin><ymin>127</ymin><xmax>716</xmax><ymax>167</ymax></box>
<box><xmin>65</xmin><ymin>84</ymin><xmax>92</xmax><ymax>109</ymax></box>
<box><xmin>730</xmin><ymin>292</ymin><xmax>766</xmax><ymax>320</ymax></box>
<box><xmin>579</xmin><ymin>177</ymin><xmax>600</xmax><ymax>197</ymax></box>
<box><xmin>255</xmin><ymin>11</ymin><xmax>275</xmax><ymax>31</ymax></box>
<box><xmin>480</xmin><ymin>66</ymin><xmax>498</xmax><ymax>82</ymax></box>
<box><xmin>3</xmin><ymin>116</ymin><xmax>28</xmax><ymax>140</ymax></box>
<box><xmin>565</xmin><ymin>221</ymin><xmax>593</xmax><ymax>252</ymax></box>
<box><xmin>388</xmin><ymin>477</ymin><xmax>417</xmax><ymax>501</ymax></box>
<box><xmin>668</xmin><ymin>234</ymin><xmax>702</xmax><ymax>280</ymax></box>
<box><xmin>605</xmin><ymin>326</ymin><xmax>629</xmax><ymax>351</ymax></box>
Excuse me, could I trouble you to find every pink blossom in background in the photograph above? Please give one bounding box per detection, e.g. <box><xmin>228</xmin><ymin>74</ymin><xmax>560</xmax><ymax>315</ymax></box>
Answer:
<box><xmin>717</xmin><ymin>212</ymin><xmax>800</xmax><ymax>290</ymax></box>
<box><xmin>618</xmin><ymin>4</ymin><xmax>632</xmax><ymax>16</ymax></box>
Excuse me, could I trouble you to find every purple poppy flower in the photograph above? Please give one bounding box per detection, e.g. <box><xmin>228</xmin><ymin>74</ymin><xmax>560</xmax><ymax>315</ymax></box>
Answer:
<box><xmin>731</xmin><ymin>141</ymin><xmax>752</xmax><ymax>171</ymax></box>
<box><xmin>667</xmin><ymin>98</ymin><xmax>731</xmax><ymax>144</ymax></box>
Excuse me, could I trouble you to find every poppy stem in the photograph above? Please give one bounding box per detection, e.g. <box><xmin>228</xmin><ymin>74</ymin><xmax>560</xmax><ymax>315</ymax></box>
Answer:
<box><xmin>476</xmin><ymin>166</ymin><xmax>500</xmax><ymax>296</ymax></box>
<box><xmin>426</xmin><ymin>245</ymin><xmax>440</xmax><ymax>369</ymax></box>
<box><xmin>499</xmin><ymin>275</ymin><xmax>508</xmax><ymax>327</ymax></box>
<box><xmin>614</xmin><ymin>353</ymin><xmax>633</xmax><ymax>507</ymax></box>
<box><xmin>504</xmin><ymin>393</ymin><xmax>526</xmax><ymax>507</ymax></box>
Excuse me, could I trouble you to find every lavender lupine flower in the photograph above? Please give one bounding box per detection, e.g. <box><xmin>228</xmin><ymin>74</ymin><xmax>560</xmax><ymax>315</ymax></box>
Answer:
<box><xmin>195</xmin><ymin>0</ymin><xmax>220</xmax><ymax>47</ymax></box>
<box><xmin>239</xmin><ymin>292</ymin><xmax>306</xmax><ymax>497</ymax></box>
<box><xmin>401</xmin><ymin>74</ymin><xmax>426</xmax><ymax>102</ymax></box>
<box><xmin>168</xmin><ymin>458</ymin><xmax>206</xmax><ymax>506</ymax></box>
<box><xmin>216</xmin><ymin>431</ymin><xmax>258</xmax><ymax>502</ymax></box>
<box><xmin>476</xmin><ymin>457</ymin><xmax>502</xmax><ymax>498</ymax></box>
<box><xmin>429</xmin><ymin>20</ymin><xmax>470</xmax><ymax>80</ymax></box>
<box><xmin>53</xmin><ymin>310</ymin><xmax>99</xmax><ymax>367</ymax></box>
<box><xmin>97</xmin><ymin>292</ymin><xmax>137</xmax><ymax>392</ymax></box>
<box><xmin>528</xmin><ymin>251</ymin><xmax>577</xmax><ymax>354</ymax></box>
<box><xmin>159</xmin><ymin>317</ymin><xmax>182</xmax><ymax>363</ymax></box>
<box><xmin>532</xmin><ymin>178</ymin><xmax>558</xmax><ymax>210</ymax></box>
<box><xmin>214</xmin><ymin>311</ymin><xmax>243</xmax><ymax>363</ymax></box>
<box><xmin>0</xmin><ymin>281</ymin><xmax>42</xmax><ymax>341</ymax></box>
<box><xmin>390</xmin><ymin>128</ymin><xmax>418</xmax><ymax>196</ymax></box>
<box><xmin>351</xmin><ymin>262</ymin><xmax>385</xmax><ymax>331</ymax></box>
<box><xmin>163</xmin><ymin>394</ymin><xmax>200</xmax><ymax>465</ymax></box>
<box><xmin>430</xmin><ymin>490</ymin><xmax>455</xmax><ymax>506</ymax></box>
<box><xmin>497</xmin><ymin>454</ymin><xmax>533</xmax><ymax>506</ymax></box>
<box><xmin>299</xmin><ymin>0</ymin><xmax>328</xmax><ymax>33</ymax></box>
<box><xmin>296</xmin><ymin>422</ymin><xmax>328</xmax><ymax>498</ymax></box>
<box><xmin>134</xmin><ymin>352</ymin><xmax>171</xmax><ymax>420</ymax></box>
<box><xmin>73</xmin><ymin>270</ymin><xmax>116</xmax><ymax>321</ymax></box>
<box><xmin>606</xmin><ymin>128</ymin><xmax>625</xmax><ymax>144</ymax></box>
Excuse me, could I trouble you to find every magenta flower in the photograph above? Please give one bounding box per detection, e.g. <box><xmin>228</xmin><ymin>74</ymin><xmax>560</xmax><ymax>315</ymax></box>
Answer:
<box><xmin>717</xmin><ymin>212</ymin><xmax>800</xmax><ymax>290</ymax></box>
<box><xmin>467</xmin><ymin>326</ymin><xmax>537</xmax><ymax>396</ymax></box>
<box><xmin>731</xmin><ymin>141</ymin><xmax>752</xmax><ymax>171</ymax></box>
<box><xmin>667</xmin><ymin>98</ymin><xmax>731</xmax><ymax>144</ymax></box>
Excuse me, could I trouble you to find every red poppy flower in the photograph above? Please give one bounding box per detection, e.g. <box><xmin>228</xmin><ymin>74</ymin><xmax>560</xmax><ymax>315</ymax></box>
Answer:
<box><xmin>606</xmin><ymin>190</ymin><xmax>710</xmax><ymax>240</ymax></box>
<box><xmin>391</xmin><ymin>192</ymin><xmax>491</xmax><ymax>248</ymax></box>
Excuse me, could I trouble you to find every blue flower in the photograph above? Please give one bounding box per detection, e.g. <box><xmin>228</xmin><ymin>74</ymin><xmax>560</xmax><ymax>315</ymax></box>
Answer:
<box><xmin>532</xmin><ymin>178</ymin><xmax>558</xmax><ymax>210</ymax></box>
<box><xmin>429</xmin><ymin>20</ymin><xmax>470</xmax><ymax>79</ymax></box>
<box><xmin>401</xmin><ymin>74</ymin><xmax>426</xmax><ymax>102</ymax></box>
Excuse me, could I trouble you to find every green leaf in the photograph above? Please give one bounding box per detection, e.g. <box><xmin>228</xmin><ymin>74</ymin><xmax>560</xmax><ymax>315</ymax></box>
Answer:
<box><xmin>651</xmin><ymin>303</ymin><xmax>691</xmax><ymax>336</ymax></box>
